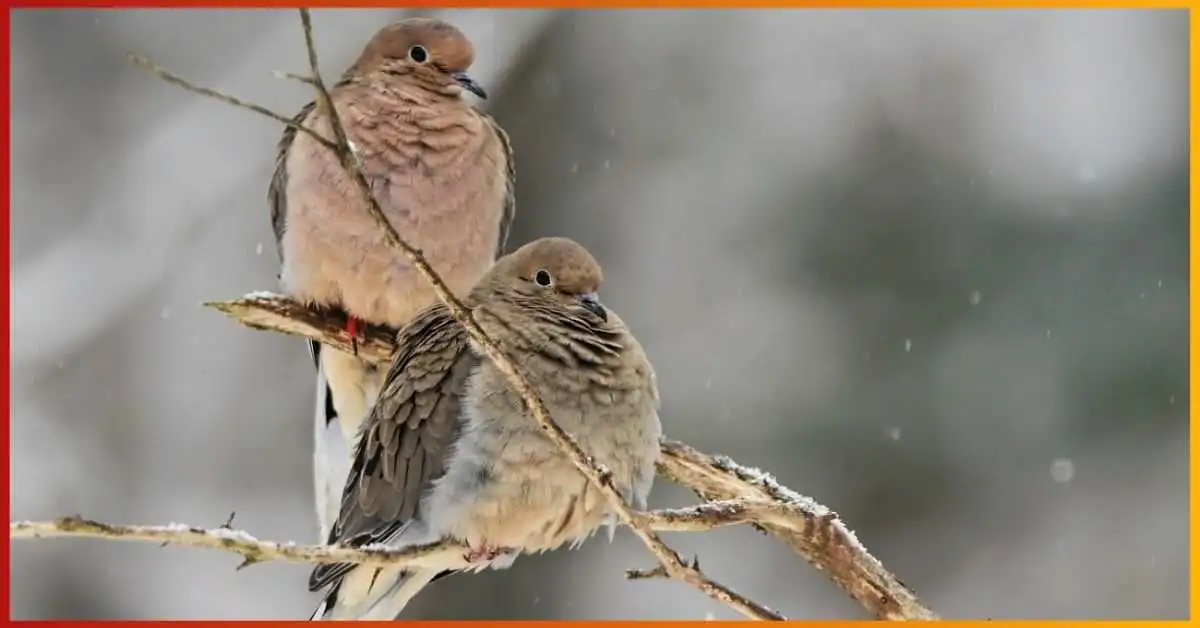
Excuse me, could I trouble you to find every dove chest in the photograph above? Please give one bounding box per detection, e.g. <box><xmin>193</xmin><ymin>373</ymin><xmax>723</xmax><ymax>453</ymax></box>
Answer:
<box><xmin>278</xmin><ymin>93</ymin><xmax>508</xmax><ymax>328</ymax></box>
<box><xmin>425</xmin><ymin>360</ymin><xmax>662</xmax><ymax>552</ymax></box>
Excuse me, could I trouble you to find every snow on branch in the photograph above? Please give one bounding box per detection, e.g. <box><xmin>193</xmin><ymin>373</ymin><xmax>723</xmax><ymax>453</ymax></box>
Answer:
<box><xmin>10</xmin><ymin>517</ymin><xmax>460</xmax><ymax>571</ymax></box>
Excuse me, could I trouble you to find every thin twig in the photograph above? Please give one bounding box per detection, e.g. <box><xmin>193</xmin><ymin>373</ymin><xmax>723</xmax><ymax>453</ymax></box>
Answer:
<box><xmin>272</xmin><ymin>70</ymin><xmax>317</xmax><ymax>86</ymax></box>
<box><xmin>10</xmin><ymin>517</ymin><xmax>460</xmax><ymax>571</ymax></box>
<box><xmin>126</xmin><ymin>53</ymin><xmax>337</xmax><ymax>152</ymax></box>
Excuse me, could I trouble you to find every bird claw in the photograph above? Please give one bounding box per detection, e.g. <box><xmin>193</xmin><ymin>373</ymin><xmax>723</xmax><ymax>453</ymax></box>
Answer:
<box><xmin>463</xmin><ymin>544</ymin><xmax>508</xmax><ymax>565</ymax></box>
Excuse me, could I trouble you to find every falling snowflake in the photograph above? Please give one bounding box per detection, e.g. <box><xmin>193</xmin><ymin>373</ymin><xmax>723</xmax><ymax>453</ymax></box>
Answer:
<box><xmin>1050</xmin><ymin>458</ymin><xmax>1075</xmax><ymax>484</ymax></box>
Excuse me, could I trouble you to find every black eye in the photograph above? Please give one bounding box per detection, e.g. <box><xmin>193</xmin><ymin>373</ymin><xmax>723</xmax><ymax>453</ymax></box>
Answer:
<box><xmin>408</xmin><ymin>45</ymin><xmax>429</xmax><ymax>64</ymax></box>
<box><xmin>534</xmin><ymin>269</ymin><xmax>553</xmax><ymax>287</ymax></box>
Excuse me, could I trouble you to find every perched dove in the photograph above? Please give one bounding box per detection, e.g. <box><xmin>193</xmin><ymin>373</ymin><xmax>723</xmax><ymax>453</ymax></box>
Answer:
<box><xmin>308</xmin><ymin>237</ymin><xmax>663</xmax><ymax>621</ymax></box>
<box><xmin>268</xmin><ymin>18</ymin><xmax>516</xmax><ymax>541</ymax></box>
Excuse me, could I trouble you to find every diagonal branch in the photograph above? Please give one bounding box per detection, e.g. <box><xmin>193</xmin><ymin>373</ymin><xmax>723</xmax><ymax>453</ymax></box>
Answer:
<box><xmin>657</xmin><ymin>441</ymin><xmax>939</xmax><ymax>620</ymax></box>
<box><xmin>638</xmin><ymin>499</ymin><xmax>812</xmax><ymax>532</ymax></box>
<box><xmin>10</xmin><ymin>517</ymin><xmax>460</xmax><ymax>571</ymax></box>
<box><xmin>127</xmin><ymin>54</ymin><xmax>337</xmax><ymax>152</ymax></box>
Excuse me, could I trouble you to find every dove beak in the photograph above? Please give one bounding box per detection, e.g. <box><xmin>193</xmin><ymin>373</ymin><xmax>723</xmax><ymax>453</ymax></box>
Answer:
<box><xmin>452</xmin><ymin>72</ymin><xmax>487</xmax><ymax>100</ymax></box>
<box><xmin>578</xmin><ymin>292</ymin><xmax>607</xmax><ymax>322</ymax></box>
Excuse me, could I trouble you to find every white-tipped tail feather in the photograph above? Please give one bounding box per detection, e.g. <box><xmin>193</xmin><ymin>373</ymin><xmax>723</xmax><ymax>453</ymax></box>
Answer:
<box><xmin>310</xmin><ymin>568</ymin><xmax>442</xmax><ymax>620</ymax></box>
<box><xmin>312</xmin><ymin>359</ymin><xmax>351</xmax><ymax>543</ymax></box>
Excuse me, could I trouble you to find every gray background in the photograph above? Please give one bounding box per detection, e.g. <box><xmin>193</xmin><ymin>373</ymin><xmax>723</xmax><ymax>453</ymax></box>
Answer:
<box><xmin>10</xmin><ymin>8</ymin><xmax>1188</xmax><ymax>619</ymax></box>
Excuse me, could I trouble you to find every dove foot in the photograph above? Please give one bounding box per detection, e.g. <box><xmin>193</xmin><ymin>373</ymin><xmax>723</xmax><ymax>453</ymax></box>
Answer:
<box><xmin>463</xmin><ymin>543</ymin><xmax>510</xmax><ymax>565</ymax></box>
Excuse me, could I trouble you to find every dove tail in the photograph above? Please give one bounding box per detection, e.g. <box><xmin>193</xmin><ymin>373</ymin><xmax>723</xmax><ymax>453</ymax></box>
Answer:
<box><xmin>310</xmin><ymin>569</ymin><xmax>441</xmax><ymax>621</ymax></box>
<box><xmin>311</xmin><ymin>342</ymin><xmax>348</xmax><ymax>542</ymax></box>
<box><xmin>309</xmin><ymin>584</ymin><xmax>335</xmax><ymax>621</ymax></box>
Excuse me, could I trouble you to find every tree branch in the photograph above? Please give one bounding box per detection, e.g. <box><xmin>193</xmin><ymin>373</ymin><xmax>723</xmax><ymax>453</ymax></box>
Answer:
<box><xmin>637</xmin><ymin>498</ymin><xmax>812</xmax><ymax>533</ymax></box>
<box><xmin>657</xmin><ymin>441</ymin><xmax>939</xmax><ymax>620</ymax></box>
<box><xmin>7</xmin><ymin>501</ymin><xmax>796</xmax><ymax>564</ymax></box>
<box><xmin>126</xmin><ymin>53</ymin><xmax>337</xmax><ymax>152</ymax></box>
<box><xmin>6</xmin><ymin>509</ymin><xmax>752</xmax><ymax>570</ymax></box>
<box><xmin>204</xmin><ymin>293</ymin><xmax>395</xmax><ymax>363</ymax></box>
<box><xmin>10</xmin><ymin>517</ymin><xmax>460</xmax><ymax>571</ymax></box>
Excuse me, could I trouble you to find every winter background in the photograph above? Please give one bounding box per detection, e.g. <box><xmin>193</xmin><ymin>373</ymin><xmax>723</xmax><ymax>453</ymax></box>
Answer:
<box><xmin>9</xmin><ymin>8</ymin><xmax>1188</xmax><ymax>619</ymax></box>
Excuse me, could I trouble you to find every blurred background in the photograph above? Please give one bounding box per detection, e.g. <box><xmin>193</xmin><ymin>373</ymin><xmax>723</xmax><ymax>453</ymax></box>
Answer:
<box><xmin>9</xmin><ymin>8</ymin><xmax>1188</xmax><ymax>620</ymax></box>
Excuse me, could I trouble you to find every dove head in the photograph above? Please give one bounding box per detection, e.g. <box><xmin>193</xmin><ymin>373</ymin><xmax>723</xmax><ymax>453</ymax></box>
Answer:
<box><xmin>348</xmin><ymin>18</ymin><xmax>486</xmax><ymax>100</ymax></box>
<box><xmin>475</xmin><ymin>237</ymin><xmax>609</xmax><ymax>324</ymax></box>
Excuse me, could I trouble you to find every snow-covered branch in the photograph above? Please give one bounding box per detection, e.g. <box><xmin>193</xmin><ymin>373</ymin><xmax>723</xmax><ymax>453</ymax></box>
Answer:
<box><xmin>10</xmin><ymin>516</ymin><xmax>459</xmax><ymax>571</ymax></box>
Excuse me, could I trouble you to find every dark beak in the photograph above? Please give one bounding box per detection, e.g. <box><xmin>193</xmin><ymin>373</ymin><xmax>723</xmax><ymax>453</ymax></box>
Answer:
<box><xmin>578</xmin><ymin>292</ymin><xmax>607</xmax><ymax>322</ymax></box>
<box><xmin>452</xmin><ymin>71</ymin><xmax>487</xmax><ymax>100</ymax></box>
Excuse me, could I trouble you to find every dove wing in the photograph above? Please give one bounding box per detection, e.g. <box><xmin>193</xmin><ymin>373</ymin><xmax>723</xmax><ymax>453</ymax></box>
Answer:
<box><xmin>308</xmin><ymin>304</ymin><xmax>475</xmax><ymax>591</ymax></box>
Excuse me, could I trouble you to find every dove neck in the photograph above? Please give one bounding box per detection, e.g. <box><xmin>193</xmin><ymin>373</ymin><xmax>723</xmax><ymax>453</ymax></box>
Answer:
<box><xmin>346</xmin><ymin>70</ymin><xmax>466</xmax><ymax>108</ymax></box>
<box><xmin>471</xmin><ymin>302</ymin><xmax>628</xmax><ymax>369</ymax></box>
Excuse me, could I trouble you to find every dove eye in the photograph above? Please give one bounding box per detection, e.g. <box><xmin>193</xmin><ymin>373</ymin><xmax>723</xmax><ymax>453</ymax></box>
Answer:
<box><xmin>534</xmin><ymin>269</ymin><xmax>553</xmax><ymax>287</ymax></box>
<box><xmin>408</xmin><ymin>45</ymin><xmax>429</xmax><ymax>64</ymax></box>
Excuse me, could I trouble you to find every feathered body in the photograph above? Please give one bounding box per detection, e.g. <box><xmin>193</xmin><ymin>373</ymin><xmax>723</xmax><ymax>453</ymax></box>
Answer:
<box><xmin>309</xmin><ymin>238</ymin><xmax>663</xmax><ymax>620</ymax></box>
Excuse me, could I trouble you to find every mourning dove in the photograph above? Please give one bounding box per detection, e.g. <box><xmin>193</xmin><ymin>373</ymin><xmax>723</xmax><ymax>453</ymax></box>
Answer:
<box><xmin>268</xmin><ymin>18</ymin><xmax>516</xmax><ymax>540</ymax></box>
<box><xmin>308</xmin><ymin>237</ymin><xmax>663</xmax><ymax>620</ymax></box>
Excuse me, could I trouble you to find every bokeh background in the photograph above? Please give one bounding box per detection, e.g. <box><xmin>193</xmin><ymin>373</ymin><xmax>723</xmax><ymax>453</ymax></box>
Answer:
<box><xmin>9</xmin><ymin>8</ymin><xmax>1189</xmax><ymax>620</ymax></box>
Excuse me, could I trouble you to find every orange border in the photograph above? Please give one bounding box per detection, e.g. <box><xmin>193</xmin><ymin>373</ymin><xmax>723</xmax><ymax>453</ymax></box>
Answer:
<box><xmin>2</xmin><ymin>2</ymin><xmax>1194</xmax><ymax>625</ymax></box>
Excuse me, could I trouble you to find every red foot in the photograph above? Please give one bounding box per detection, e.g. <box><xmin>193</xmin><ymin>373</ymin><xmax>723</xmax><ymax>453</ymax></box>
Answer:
<box><xmin>346</xmin><ymin>315</ymin><xmax>361</xmax><ymax>356</ymax></box>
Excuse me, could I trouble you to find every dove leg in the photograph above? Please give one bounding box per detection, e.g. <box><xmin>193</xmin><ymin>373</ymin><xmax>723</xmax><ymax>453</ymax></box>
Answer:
<box><xmin>345</xmin><ymin>315</ymin><xmax>361</xmax><ymax>355</ymax></box>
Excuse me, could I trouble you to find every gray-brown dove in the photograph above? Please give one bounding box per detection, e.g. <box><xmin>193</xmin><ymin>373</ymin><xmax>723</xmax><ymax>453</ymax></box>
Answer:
<box><xmin>308</xmin><ymin>237</ymin><xmax>662</xmax><ymax>621</ymax></box>
<box><xmin>268</xmin><ymin>18</ymin><xmax>515</xmax><ymax>541</ymax></box>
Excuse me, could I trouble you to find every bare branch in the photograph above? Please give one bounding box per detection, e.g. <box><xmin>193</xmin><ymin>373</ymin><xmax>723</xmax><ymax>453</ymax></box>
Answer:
<box><xmin>625</xmin><ymin>564</ymin><xmax>672</xmax><ymax>580</ymax></box>
<box><xmin>127</xmin><ymin>53</ymin><xmax>337</xmax><ymax>152</ymax></box>
<box><xmin>658</xmin><ymin>441</ymin><xmax>939</xmax><ymax>621</ymax></box>
<box><xmin>640</xmin><ymin>499</ymin><xmax>810</xmax><ymax>532</ymax></box>
<box><xmin>272</xmin><ymin>70</ymin><xmax>317</xmax><ymax>86</ymax></box>
<box><xmin>10</xmin><ymin>517</ymin><xmax>460</xmax><ymax>571</ymax></box>
<box><xmin>205</xmin><ymin>293</ymin><xmax>395</xmax><ymax>363</ymax></box>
